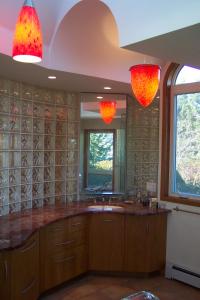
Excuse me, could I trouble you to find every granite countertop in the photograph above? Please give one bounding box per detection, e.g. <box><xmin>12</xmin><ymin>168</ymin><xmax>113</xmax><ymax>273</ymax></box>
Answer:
<box><xmin>0</xmin><ymin>201</ymin><xmax>170</xmax><ymax>251</ymax></box>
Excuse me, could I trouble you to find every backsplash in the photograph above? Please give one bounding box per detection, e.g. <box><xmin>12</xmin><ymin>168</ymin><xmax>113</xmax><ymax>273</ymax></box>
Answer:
<box><xmin>0</xmin><ymin>78</ymin><xmax>80</xmax><ymax>216</ymax></box>
<box><xmin>126</xmin><ymin>96</ymin><xmax>159</xmax><ymax>195</ymax></box>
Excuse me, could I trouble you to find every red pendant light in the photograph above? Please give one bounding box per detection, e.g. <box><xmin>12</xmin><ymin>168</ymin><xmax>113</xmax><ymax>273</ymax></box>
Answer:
<box><xmin>12</xmin><ymin>0</ymin><xmax>43</xmax><ymax>63</ymax></box>
<box><xmin>100</xmin><ymin>101</ymin><xmax>116</xmax><ymax>124</ymax></box>
<box><xmin>129</xmin><ymin>64</ymin><xmax>160</xmax><ymax>107</ymax></box>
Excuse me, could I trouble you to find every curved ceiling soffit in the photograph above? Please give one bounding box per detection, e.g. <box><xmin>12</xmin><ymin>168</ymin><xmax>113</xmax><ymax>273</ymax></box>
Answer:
<box><xmin>48</xmin><ymin>0</ymin><xmax>160</xmax><ymax>83</ymax></box>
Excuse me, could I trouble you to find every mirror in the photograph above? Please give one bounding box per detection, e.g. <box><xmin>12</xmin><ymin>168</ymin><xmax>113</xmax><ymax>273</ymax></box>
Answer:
<box><xmin>79</xmin><ymin>93</ymin><xmax>127</xmax><ymax>197</ymax></box>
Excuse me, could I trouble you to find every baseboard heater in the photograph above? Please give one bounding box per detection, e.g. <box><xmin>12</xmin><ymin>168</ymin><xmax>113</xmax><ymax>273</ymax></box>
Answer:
<box><xmin>165</xmin><ymin>263</ymin><xmax>200</xmax><ymax>289</ymax></box>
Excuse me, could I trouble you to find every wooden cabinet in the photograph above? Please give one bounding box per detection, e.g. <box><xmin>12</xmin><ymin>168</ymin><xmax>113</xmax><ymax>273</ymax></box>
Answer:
<box><xmin>124</xmin><ymin>214</ymin><xmax>167</xmax><ymax>273</ymax></box>
<box><xmin>0</xmin><ymin>233</ymin><xmax>39</xmax><ymax>300</ymax></box>
<box><xmin>40</xmin><ymin>215</ymin><xmax>88</xmax><ymax>292</ymax></box>
<box><xmin>89</xmin><ymin>213</ymin><xmax>125</xmax><ymax>271</ymax></box>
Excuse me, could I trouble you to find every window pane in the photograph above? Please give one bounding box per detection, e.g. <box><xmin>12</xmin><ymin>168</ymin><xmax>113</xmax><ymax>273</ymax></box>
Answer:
<box><xmin>176</xmin><ymin>66</ymin><xmax>200</xmax><ymax>84</ymax></box>
<box><xmin>173</xmin><ymin>93</ymin><xmax>200</xmax><ymax>197</ymax></box>
<box><xmin>87</xmin><ymin>132</ymin><xmax>113</xmax><ymax>191</ymax></box>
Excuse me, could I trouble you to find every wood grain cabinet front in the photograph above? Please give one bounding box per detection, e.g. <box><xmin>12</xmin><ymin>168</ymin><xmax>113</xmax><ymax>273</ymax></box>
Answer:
<box><xmin>0</xmin><ymin>251</ymin><xmax>10</xmax><ymax>300</ymax></box>
<box><xmin>40</xmin><ymin>215</ymin><xmax>88</xmax><ymax>292</ymax></box>
<box><xmin>124</xmin><ymin>214</ymin><xmax>167</xmax><ymax>273</ymax></box>
<box><xmin>89</xmin><ymin>213</ymin><xmax>125</xmax><ymax>272</ymax></box>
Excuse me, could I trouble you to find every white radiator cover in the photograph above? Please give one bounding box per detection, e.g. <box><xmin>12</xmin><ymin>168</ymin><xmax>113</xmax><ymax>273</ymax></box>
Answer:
<box><xmin>166</xmin><ymin>262</ymin><xmax>200</xmax><ymax>288</ymax></box>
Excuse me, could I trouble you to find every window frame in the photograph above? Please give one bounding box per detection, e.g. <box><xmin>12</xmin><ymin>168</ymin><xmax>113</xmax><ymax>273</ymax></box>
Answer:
<box><xmin>83</xmin><ymin>129</ymin><xmax>116</xmax><ymax>191</ymax></box>
<box><xmin>160</xmin><ymin>63</ymin><xmax>200</xmax><ymax>207</ymax></box>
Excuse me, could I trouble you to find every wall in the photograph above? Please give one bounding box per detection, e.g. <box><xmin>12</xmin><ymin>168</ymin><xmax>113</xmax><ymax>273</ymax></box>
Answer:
<box><xmin>126</xmin><ymin>96</ymin><xmax>159</xmax><ymax>195</ymax></box>
<box><xmin>0</xmin><ymin>78</ymin><xmax>80</xmax><ymax>216</ymax></box>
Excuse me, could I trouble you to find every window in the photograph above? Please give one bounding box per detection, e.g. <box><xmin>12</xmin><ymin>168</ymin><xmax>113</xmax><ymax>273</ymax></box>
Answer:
<box><xmin>84</xmin><ymin>130</ymin><xmax>115</xmax><ymax>192</ymax></box>
<box><xmin>161</xmin><ymin>64</ymin><xmax>200</xmax><ymax>206</ymax></box>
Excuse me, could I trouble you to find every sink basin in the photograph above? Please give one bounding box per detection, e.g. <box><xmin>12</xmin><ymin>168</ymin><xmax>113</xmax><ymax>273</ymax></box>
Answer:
<box><xmin>88</xmin><ymin>205</ymin><xmax>123</xmax><ymax>211</ymax></box>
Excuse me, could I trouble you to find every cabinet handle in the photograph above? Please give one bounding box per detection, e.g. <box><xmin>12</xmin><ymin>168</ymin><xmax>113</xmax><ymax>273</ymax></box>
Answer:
<box><xmin>103</xmin><ymin>219</ymin><xmax>113</xmax><ymax>222</ymax></box>
<box><xmin>55</xmin><ymin>255</ymin><xmax>75</xmax><ymax>263</ymax></box>
<box><xmin>21</xmin><ymin>239</ymin><xmax>37</xmax><ymax>253</ymax></box>
<box><xmin>21</xmin><ymin>278</ymin><xmax>36</xmax><ymax>295</ymax></box>
<box><xmin>72</xmin><ymin>222</ymin><xmax>81</xmax><ymax>227</ymax></box>
<box><xmin>56</xmin><ymin>239</ymin><xmax>75</xmax><ymax>246</ymax></box>
<box><xmin>4</xmin><ymin>260</ymin><xmax>8</xmax><ymax>281</ymax></box>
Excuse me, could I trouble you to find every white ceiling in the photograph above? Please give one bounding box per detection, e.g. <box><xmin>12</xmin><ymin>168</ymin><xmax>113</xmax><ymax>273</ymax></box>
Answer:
<box><xmin>0</xmin><ymin>0</ymin><xmax>199</xmax><ymax>94</ymax></box>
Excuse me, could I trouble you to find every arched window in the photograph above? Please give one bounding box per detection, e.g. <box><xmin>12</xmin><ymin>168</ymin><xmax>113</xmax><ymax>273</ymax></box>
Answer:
<box><xmin>160</xmin><ymin>64</ymin><xmax>200</xmax><ymax>206</ymax></box>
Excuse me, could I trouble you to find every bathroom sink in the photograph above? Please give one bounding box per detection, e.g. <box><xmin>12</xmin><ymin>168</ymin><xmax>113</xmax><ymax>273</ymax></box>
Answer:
<box><xmin>87</xmin><ymin>205</ymin><xmax>123</xmax><ymax>211</ymax></box>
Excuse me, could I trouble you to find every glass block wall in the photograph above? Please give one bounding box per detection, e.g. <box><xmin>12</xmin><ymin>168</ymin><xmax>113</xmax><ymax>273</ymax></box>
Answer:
<box><xmin>0</xmin><ymin>78</ymin><xmax>80</xmax><ymax>216</ymax></box>
<box><xmin>126</xmin><ymin>96</ymin><xmax>159</xmax><ymax>195</ymax></box>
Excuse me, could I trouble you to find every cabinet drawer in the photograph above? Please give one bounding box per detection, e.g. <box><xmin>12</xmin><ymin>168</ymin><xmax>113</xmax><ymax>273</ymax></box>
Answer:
<box><xmin>68</xmin><ymin>215</ymin><xmax>88</xmax><ymax>233</ymax></box>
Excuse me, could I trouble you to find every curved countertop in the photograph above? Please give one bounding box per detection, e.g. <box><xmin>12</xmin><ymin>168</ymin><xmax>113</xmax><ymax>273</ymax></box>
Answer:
<box><xmin>0</xmin><ymin>201</ymin><xmax>170</xmax><ymax>251</ymax></box>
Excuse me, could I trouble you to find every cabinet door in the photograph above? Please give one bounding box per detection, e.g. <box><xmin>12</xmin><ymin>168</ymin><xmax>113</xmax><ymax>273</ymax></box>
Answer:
<box><xmin>11</xmin><ymin>232</ymin><xmax>39</xmax><ymax>300</ymax></box>
<box><xmin>0</xmin><ymin>252</ymin><xmax>10</xmax><ymax>300</ymax></box>
<box><xmin>89</xmin><ymin>213</ymin><xmax>124</xmax><ymax>271</ymax></box>
<box><xmin>124</xmin><ymin>215</ymin><xmax>167</xmax><ymax>273</ymax></box>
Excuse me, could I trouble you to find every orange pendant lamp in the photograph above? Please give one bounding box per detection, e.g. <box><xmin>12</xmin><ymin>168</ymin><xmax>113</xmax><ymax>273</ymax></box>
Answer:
<box><xmin>100</xmin><ymin>101</ymin><xmax>116</xmax><ymax>124</ymax></box>
<box><xmin>129</xmin><ymin>64</ymin><xmax>160</xmax><ymax>107</ymax></box>
<box><xmin>13</xmin><ymin>0</ymin><xmax>43</xmax><ymax>63</ymax></box>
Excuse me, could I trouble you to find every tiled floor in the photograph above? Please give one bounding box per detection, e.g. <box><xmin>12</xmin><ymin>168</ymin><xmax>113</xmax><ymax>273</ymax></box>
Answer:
<box><xmin>40</xmin><ymin>274</ymin><xmax>200</xmax><ymax>300</ymax></box>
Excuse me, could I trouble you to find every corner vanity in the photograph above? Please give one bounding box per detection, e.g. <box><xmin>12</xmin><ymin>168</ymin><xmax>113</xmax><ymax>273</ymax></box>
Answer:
<box><xmin>0</xmin><ymin>202</ymin><xmax>169</xmax><ymax>300</ymax></box>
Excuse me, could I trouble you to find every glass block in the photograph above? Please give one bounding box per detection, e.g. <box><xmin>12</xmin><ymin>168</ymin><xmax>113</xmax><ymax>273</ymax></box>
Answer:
<box><xmin>0</xmin><ymin>188</ymin><xmax>9</xmax><ymax>206</ymax></box>
<box><xmin>21</xmin><ymin>117</ymin><xmax>32</xmax><ymax>133</ymax></box>
<box><xmin>20</xmin><ymin>84</ymin><xmax>32</xmax><ymax>100</ymax></box>
<box><xmin>33</xmin><ymin>118</ymin><xmax>44</xmax><ymax>134</ymax></box>
<box><xmin>44</xmin><ymin>196</ymin><xmax>55</xmax><ymax>206</ymax></box>
<box><xmin>10</xmin><ymin>98</ymin><xmax>21</xmax><ymax>115</ymax></box>
<box><xmin>10</xmin><ymin>134</ymin><xmax>21</xmax><ymax>150</ymax></box>
<box><xmin>0</xmin><ymin>169</ymin><xmax>9</xmax><ymax>187</ymax></box>
<box><xmin>55</xmin><ymin>166</ymin><xmax>66</xmax><ymax>181</ymax></box>
<box><xmin>21</xmin><ymin>168</ymin><xmax>32</xmax><ymax>184</ymax></box>
<box><xmin>32</xmin><ymin>183</ymin><xmax>43</xmax><ymax>199</ymax></box>
<box><xmin>68</xmin><ymin>107</ymin><xmax>78</xmax><ymax>122</ymax></box>
<box><xmin>21</xmin><ymin>134</ymin><xmax>32</xmax><ymax>150</ymax></box>
<box><xmin>0</xmin><ymin>79</ymin><xmax>10</xmax><ymax>95</ymax></box>
<box><xmin>67</xmin><ymin>166</ymin><xmax>77</xmax><ymax>178</ymax></box>
<box><xmin>33</xmin><ymin>151</ymin><xmax>43</xmax><ymax>166</ymax></box>
<box><xmin>21</xmin><ymin>184</ymin><xmax>32</xmax><ymax>201</ymax></box>
<box><xmin>9</xmin><ymin>169</ymin><xmax>21</xmax><ymax>186</ymax></box>
<box><xmin>0</xmin><ymin>115</ymin><xmax>9</xmax><ymax>131</ymax></box>
<box><xmin>21</xmin><ymin>100</ymin><xmax>33</xmax><ymax>116</ymax></box>
<box><xmin>67</xmin><ymin>150</ymin><xmax>78</xmax><ymax>164</ymax></box>
<box><xmin>66</xmin><ymin>194</ymin><xmax>77</xmax><ymax>202</ymax></box>
<box><xmin>9</xmin><ymin>202</ymin><xmax>21</xmax><ymax>214</ymax></box>
<box><xmin>33</xmin><ymin>102</ymin><xmax>44</xmax><ymax>118</ymax></box>
<box><xmin>44</xmin><ymin>105</ymin><xmax>55</xmax><ymax>119</ymax></box>
<box><xmin>55</xmin><ymin>195</ymin><xmax>65</xmax><ymax>205</ymax></box>
<box><xmin>9</xmin><ymin>116</ymin><xmax>20</xmax><ymax>132</ymax></box>
<box><xmin>10</xmin><ymin>81</ymin><xmax>20</xmax><ymax>98</ymax></box>
<box><xmin>0</xmin><ymin>205</ymin><xmax>9</xmax><ymax>216</ymax></box>
<box><xmin>32</xmin><ymin>88</ymin><xmax>42</xmax><ymax>101</ymax></box>
<box><xmin>55</xmin><ymin>151</ymin><xmax>66</xmax><ymax>165</ymax></box>
<box><xmin>64</xmin><ymin>93</ymin><xmax>74</xmax><ymax>107</ymax></box>
<box><xmin>9</xmin><ymin>185</ymin><xmax>20</xmax><ymax>203</ymax></box>
<box><xmin>32</xmin><ymin>198</ymin><xmax>43</xmax><ymax>208</ymax></box>
<box><xmin>67</xmin><ymin>137</ymin><xmax>77</xmax><ymax>150</ymax></box>
<box><xmin>68</xmin><ymin>122</ymin><xmax>78</xmax><ymax>137</ymax></box>
<box><xmin>0</xmin><ymin>133</ymin><xmax>9</xmax><ymax>150</ymax></box>
<box><xmin>41</xmin><ymin>90</ymin><xmax>51</xmax><ymax>103</ymax></box>
<box><xmin>44</xmin><ymin>120</ymin><xmax>55</xmax><ymax>134</ymax></box>
<box><xmin>0</xmin><ymin>152</ymin><xmax>9</xmax><ymax>168</ymax></box>
<box><xmin>33</xmin><ymin>135</ymin><xmax>43</xmax><ymax>150</ymax></box>
<box><xmin>0</xmin><ymin>95</ymin><xmax>10</xmax><ymax>113</ymax></box>
<box><xmin>21</xmin><ymin>151</ymin><xmax>32</xmax><ymax>167</ymax></box>
<box><xmin>44</xmin><ymin>151</ymin><xmax>54</xmax><ymax>165</ymax></box>
<box><xmin>66</xmin><ymin>180</ymin><xmax>77</xmax><ymax>194</ymax></box>
<box><xmin>56</xmin><ymin>107</ymin><xmax>67</xmax><ymax>120</ymax></box>
<box><xmin>44</xmin><ymin>136</ymin><xmax>55</xmax><ymax>150</ymax></box>
<box><xmin>56</xmin><ymin>121</ymin><xmax>67</xmax><ymax>135</ymax></box>
<box><xmin>44</xmin><ymin>181</ymin><xmax>55</xmax><ymax>197</ymax></box>
<box><xmin>54</xmin><ymin>92</ymin><xmax>65</xmax><ymax>105</ymax></box>
<box><xmin>56</xmin><ymin>136</ymin><xmax>66</xmax><ymax>150</ymax></box>
<box><xmin>33</xmin><ymin>167</ymin><xmax>43</xmax><ymax>183</ymax></box>
<box><xmin>9</xmin><ymin>151</ymin><xmax>21</xmax><ymax>168</ymax></box>
<box><xmin>44</xmin><ymin>166</ymin><xmax>54</xmax><ymax>181</ymax></box>
<box><xmin>21</xmin><ymin>200</ymin><xmax>32</xmax><ymax>211</ymax></box>
<box><xmin>55</xmin><ymin>181</ymin><xmax>65</xmax><ymax>195</ymax></box>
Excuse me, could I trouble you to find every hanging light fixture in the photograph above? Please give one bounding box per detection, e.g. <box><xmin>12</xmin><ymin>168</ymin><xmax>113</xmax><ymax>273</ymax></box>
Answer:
<box><xmin>129</xmin><ymin>64</ymin><xmax>160</xmax><ymax>107</ymax></box>
<box><xmin>100</xmin><ymin>101</ymin><xmax>116</xmax><ymax>124</ymax></box>
<box><xmin>12</xmin><ymin>0</ymin><xmax>43</xmax><ymax>63</ymax></box>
